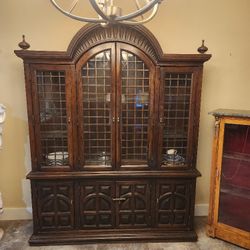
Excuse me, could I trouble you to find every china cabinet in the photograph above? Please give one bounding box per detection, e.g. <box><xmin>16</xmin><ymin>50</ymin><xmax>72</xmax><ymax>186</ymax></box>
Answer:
<box><xmin>207</xmin><ymin>109</ymin><xmax>250</xmax><ymax>249</ymax></box>
<box><xmin>15</xmin><ymin>24</ymin><xmax>211</xmax><ymax>245</ymax></box>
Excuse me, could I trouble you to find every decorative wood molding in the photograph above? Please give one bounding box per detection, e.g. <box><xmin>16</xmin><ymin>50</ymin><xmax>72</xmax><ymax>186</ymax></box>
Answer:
<box><xmin>67</xmin><ymin>23</ymin><xmax>163</xmax><ymax>63</ymax></box>
<box><xmin>27</xmin><ymin>169</ymin><xmax>201</xmax><ymax>179</ymax></box>
<box><xmin>14</xmin><ymin>24</ymin><xmax>211</xmax><ymax>65</ymax></box>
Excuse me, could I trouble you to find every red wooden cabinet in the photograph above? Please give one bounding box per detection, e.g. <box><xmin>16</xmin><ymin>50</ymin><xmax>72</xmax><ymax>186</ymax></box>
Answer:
<box><xmin>207</xmin><ymin>109</ymin><xmax>250</xmax><ymax>249</ymax></box>
<box><xmin>15</xmin><ymin>24</ymin><xmax>210</xmax><ymax>245</ymax></box>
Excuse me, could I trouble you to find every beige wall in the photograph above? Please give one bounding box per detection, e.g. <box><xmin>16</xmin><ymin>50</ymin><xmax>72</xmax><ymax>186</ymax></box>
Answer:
<box><xmin>0</xmin><ymin>0</ymin><xmax>250</xmax><ymax>213</ymax></box>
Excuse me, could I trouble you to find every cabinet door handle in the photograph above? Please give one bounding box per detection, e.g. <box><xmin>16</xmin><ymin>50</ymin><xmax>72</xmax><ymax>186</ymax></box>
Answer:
<box><xmin>68</xmin><ymin>116</ymin><xmax>71</xmax><ymax>124</ymax></box>
<box><xmin>111</xmin><ymin>117</ymin><xmax>120</xmax><ymax>123</ymax></box>
<box><xmin>106</xmin><ymin>93</ymin><xmax>111</xmax><ymax>102</ymax></box>
<box><xmin>121</xmin><ymin>94</ymin><xmax>126</xmax><ymax>103</ymax></box>
<box><xmin>112</xmin><ymin>197</ymin><xmax>126</xmax><ymax>201</ymax></box>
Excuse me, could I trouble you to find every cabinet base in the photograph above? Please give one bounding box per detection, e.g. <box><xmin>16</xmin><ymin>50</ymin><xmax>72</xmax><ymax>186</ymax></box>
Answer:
<box><xmin>29</xmin><ymin>230</ymin><xmax>198</xmax><ymax>246</ymax></box>
<box><xmin>206</xmin><ymin>224</ymin><xmax>250</xmax><ymax>249</ymax></box>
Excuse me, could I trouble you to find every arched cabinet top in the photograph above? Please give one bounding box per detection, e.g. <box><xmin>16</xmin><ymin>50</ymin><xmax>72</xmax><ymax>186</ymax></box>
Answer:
<box><xmin>68</xmin><ymin>24</ymin><xmax>163</xmax><ymax>63</ymax></box>
<box><xmin>14</xmin><ymin>24</ymin><xmax>211</xmax><ymax>65</ymax></box>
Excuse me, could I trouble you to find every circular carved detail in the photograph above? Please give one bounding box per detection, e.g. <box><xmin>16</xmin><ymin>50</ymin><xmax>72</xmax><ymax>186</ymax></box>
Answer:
<box><xmin>67</xmin><ymin>24</ymin><xmax>163</xmax><ymax>63</ymax></box>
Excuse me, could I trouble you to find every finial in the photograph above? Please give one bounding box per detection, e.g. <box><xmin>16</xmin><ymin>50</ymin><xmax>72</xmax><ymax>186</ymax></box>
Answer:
<box><xmin>197</xmin><ymin>40</ymin><xmax>208</xmax><ymax>54</ymax></box>
<box><xmin>18</xmin><ymin>35</ymin><xmax>30</xmax><ymax>50</ymax></box>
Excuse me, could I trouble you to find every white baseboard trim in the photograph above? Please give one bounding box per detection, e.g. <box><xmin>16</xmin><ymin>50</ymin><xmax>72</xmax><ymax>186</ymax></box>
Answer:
<box><xmin>0</xmin><ymin>207</ymin><xmax>32</xmax><ymax>220</ymax></box>
<box><xmin>195</xmin><ymin>203</ymin><xmax>209</xmax><ymax>216</ymax></box>
<box><xmin>0</xmin><ymin>204</ymin><xmax>208</xmax><ymax>220</ymax></box>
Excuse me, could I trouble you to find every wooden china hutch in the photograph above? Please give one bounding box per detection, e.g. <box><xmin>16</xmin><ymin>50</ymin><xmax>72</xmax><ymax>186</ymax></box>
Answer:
<box><xmin>15</xmin><ymin>24</ymin><xmax>211</xmax><ymax>245</ymax></box>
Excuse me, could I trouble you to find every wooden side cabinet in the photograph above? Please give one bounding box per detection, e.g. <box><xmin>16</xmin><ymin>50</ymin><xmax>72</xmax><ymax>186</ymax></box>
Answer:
<box><xmin>207</xmin><ymin>109</ymin><xmax>250</xmax><ymax>250</ymax></box>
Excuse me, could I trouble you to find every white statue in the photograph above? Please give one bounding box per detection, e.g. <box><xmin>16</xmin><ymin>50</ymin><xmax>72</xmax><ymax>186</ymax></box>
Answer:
<box><xmin>0</xmin><ymin>104</ymin><xmax>6</xmax><ymax>240</ymax></box>
<box><xmin>0</xmin><ymin>104</ymin><xmax>6</xmax><ymax>149</ymax></box>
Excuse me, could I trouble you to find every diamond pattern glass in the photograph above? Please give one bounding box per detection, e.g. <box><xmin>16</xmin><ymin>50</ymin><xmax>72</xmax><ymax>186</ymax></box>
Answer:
<box><xmin>37</xmin><ymin>71</ymin><xmax>68</xmax><ymax>166</ymax></box>
<box><xmin>120</xmin><ymin>51</ymin><xmax>149</xmax><ymax>163</ymax></box>
<box><xmin>82</xmin><ymin>51</ymin><xmax>112</xmax><ymax>165</ymax></box>
<box><xmin>161</xmin><ymin>73</ymin><xmax>192</xmax><ymax>166</ymax></box>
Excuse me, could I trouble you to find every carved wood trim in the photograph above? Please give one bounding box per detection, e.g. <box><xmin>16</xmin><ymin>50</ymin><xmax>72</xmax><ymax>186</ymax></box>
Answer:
<box><xmin>14</xmin><ymin>24</ymin><xmax>211</xmax><ymax>65</ymax></box>
<box><xmin>67</xmin><ymin>24</ymin><xmax>163</xmax><ymax>63</ymax></box>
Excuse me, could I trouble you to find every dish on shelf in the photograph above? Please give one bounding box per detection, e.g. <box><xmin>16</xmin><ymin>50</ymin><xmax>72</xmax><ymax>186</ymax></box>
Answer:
<box><xmin>39</xmin><ymin>101</ymin><xmax>57</xmax><ymax>122</ymax></box>
<box><xmin>97</xmin><ymin>151</ymin><xmax>110</xmax><ymax>162</ymax></box>
<box><xmin>162</xmin><ymin>154</ymin><xmax>185</xmax><ymax>165</ymax></box>
<box><xmin>46</xmin><ymin>151</ymin><xmax>69</xmax><ymax>165</ymax></box>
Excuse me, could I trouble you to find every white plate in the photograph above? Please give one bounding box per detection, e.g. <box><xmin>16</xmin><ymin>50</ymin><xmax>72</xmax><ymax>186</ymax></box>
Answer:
<box><xmin>46</xmin><ymin>151</ymin><xmax>68</xmax><ymax>165</ymax></box>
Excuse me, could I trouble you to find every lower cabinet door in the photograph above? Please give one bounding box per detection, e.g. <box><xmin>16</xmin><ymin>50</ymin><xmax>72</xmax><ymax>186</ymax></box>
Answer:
<box><xmin>155</xmin><ymin>180</ymin><xmax>192</xmax><ymax>228</ymax></box>
<box><xmin>33</xmin><ymin>179</ymin><xmax>194</xmax><ymax>233</ymax></box>
<box><xmin>34</xmin><ymin>181</ymin><xmax>75</xmax><ymax>231</ymax></box>
<box><xmin>79</xmin><ymin>180</ymin><xmax>152</xmax><ymax>229</ymax></box>
<box><xmin>116</xmin><ymin>181</ymin><xmax>151</xmax><ymax>228</ymax></box>
<box><xmin>79</xmin><ymin>181</ymin><xmax>116</xmax><ymax>229</ymax></box>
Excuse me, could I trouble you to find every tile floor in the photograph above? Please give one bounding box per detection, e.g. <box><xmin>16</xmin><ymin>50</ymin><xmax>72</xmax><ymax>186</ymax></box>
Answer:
<box><xmin>0</xmin><ymin>217</ymin><xmax>245</xmax><ymax>250</ymax></box>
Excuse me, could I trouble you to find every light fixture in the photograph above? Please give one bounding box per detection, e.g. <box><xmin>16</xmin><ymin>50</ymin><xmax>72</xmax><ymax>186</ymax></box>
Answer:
<box><xmin>50</xmin><ymin>0</ymin><xmax>163</xmax><ymax>26</ymax></box>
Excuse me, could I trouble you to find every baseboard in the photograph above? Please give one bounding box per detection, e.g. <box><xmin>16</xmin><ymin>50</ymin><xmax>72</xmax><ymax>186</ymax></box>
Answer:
<box><xmin>195</xmin><ymin>203</ymin><xmax>208</xmax><ymax>216</ymax></box>
<box><xmin>0</xmin><ymin>204</ymin><xmax>208</xmax><ymax>220</ymax></box>
<box><xmin>0</xmin><ymin>207</ymin><xmax>32</xmax><ymax>220</ymax></box>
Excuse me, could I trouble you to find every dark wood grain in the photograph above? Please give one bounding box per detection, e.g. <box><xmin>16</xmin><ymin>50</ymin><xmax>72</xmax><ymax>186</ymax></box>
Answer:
<box><xmin>16</xmin><ymin>23</ymin><xmax>210</xmax><ymax>245</ymax></box>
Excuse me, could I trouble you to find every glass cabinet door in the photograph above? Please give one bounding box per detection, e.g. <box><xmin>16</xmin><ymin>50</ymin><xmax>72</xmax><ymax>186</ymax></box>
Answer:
<box><xmin>77</xmin><ymin>44</ymin><xmax>154</xmax><ymax>170</ymax></box>
<box><xmin>218</xmin><ymin>122</ymin><xmax>250</xmax><ymax>231</ymax></box>
<box><xmin>158</xmin><ymin>68</ymin><xmax>198</xmax><ymax>168</ymax></box>
<box><xmin>117</xmin><ymin>45</ymin><xmax>155</xmax><ymax>169</ymax></box>
<box><xmin>32</xmin><ymin>66</ymin><xmax>73</xmax><ymax>170</ymax></box>
<box><xmin>79</xmin><ymin>47</ymin><xmax>115</xmax><ymax>169</ymax></box>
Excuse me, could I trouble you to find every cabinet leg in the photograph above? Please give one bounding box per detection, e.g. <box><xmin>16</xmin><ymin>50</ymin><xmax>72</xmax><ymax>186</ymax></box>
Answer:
<box><xmin>206</xmin><ymin>224</ymin><xmax>215</xmax><ymax>238</ymax></box>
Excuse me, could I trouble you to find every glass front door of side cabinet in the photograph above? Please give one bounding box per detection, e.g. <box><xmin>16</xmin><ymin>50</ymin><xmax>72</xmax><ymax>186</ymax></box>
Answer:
<box><xmin>31</xmin><ymin>66</ymin><xmax>74</xmax><ymax>170</ymax></box>
<box><xmin>218</xmin><ymin>121</ymin><xmax>250</xmax><ymax>231</ymax></box>
<box><xmin>158</xmin><ymin>68</ymin><xmax>199</xmax><ymax>169</ymax></box>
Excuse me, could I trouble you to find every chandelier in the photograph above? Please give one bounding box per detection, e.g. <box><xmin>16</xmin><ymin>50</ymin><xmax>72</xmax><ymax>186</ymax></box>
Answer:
<box><xmin>50</xmin><ymin>0</ymin><xmax>163</xmax><ymax>26</ymax></box>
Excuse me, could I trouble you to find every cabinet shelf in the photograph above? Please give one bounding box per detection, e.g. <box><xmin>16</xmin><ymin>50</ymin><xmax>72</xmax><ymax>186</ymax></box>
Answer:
<box><xmin>26</xmin><ymin>169</ymin><xmax>201</xmax><ymax>179</ymax></box>
<box><xmin>223</xmin><ymin>152</ymin><xmax>250</xmax><ymax>163</ymax></box>
<box><xmin>164</xmin><ymin>133</ymin><xmax>187</xmax><ymax>139</ymax></box>
<box><xmin>220</xmin><ymin>184</ymin><xmax>250</xmax><ymax>200</ymax></box>
<box><xmin>41</xmin><ymin>130</ymin><xmax>67</xmax><ymax>138</ymax></box>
